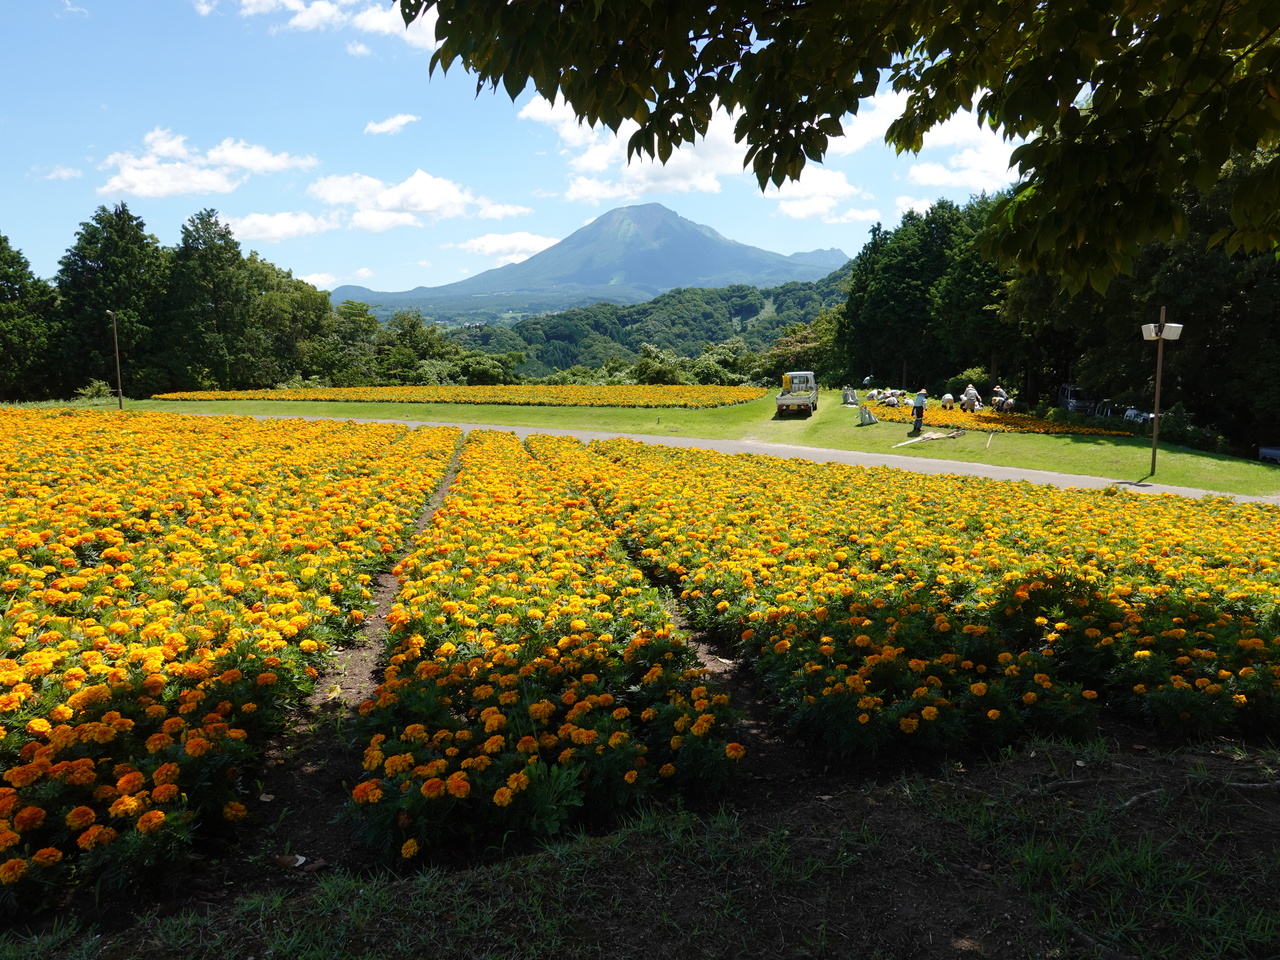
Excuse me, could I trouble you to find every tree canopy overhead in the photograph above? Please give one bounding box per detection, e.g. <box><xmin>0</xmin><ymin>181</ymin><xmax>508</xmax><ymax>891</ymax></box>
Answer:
<box><xmin>400</xmin><ymin>0</ymin><xmax>1280</xmax><ymax>291</ymax></box>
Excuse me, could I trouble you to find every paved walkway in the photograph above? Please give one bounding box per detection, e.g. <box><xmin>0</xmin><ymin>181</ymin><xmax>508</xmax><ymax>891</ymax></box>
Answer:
<box><xmin>235</xmin><ymin>413</ymin><xmax>1280</xmax><ymax>506</ymax></box>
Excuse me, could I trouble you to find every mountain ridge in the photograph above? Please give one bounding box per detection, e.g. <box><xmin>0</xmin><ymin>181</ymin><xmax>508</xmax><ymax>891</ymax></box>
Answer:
<box><xmin>330</xmin><ymin>203</ymin><xmax>848</xmax><ymax>319</ymax></box>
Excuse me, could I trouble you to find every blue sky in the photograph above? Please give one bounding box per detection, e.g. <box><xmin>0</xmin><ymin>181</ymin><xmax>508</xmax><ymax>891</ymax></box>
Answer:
<box><xmin>2</xmin><ymin>0</ymin><xmax>1021</xmax><ymax>293</ymax></box>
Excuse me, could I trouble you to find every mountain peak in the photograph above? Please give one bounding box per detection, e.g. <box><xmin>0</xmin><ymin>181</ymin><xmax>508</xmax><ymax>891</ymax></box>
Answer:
<box><xmin>330</xmin><ymin>204</ymin><xmax>848</xmax><ymax>318</ymax></box>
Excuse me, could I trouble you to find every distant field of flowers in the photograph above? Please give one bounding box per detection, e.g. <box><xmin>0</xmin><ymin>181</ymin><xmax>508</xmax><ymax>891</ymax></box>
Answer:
<box><xmin>151</xmin><ymin>384</ymin><xmax>769</xmax><ymax>409</ymax></box>
<box><xmin>0</xmin><ymin>410</ymin><xmax>459</xmax><ymax>903</ymax></box>
<box><xmin>868</xmin><ymin>399</ymin><xmax>1134</xmax><ymax>437</ymax></box>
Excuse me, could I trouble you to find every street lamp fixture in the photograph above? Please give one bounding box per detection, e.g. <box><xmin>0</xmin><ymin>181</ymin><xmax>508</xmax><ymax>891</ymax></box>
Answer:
<box><xmin>105</xmin><ymin>309</ymin><xmax>124</xmax><ymax>411</ymax></box>
<box><xmin>1141</xmin><ymin>306</ymin><xmax>1182</xmax><ymax>476</ymax></box>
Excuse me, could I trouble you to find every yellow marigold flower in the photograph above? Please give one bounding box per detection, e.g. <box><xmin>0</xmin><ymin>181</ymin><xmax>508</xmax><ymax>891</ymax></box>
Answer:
<box><xmin>987</xmin><ymin>710</ymin><xmax>1001</xmax><ymax>720</ymax></box>
<box><xmin>921</xmin><ymin>707</ymin><xmax>939</xmax><ymax>721</ymax></box>
<box><xmin>401</xmin><ymin>839</ymin><xmax>419</xmax><ymax>859</ymax></box>
<box><xmin>899</xmin><ymin>717</ymin><xmax>919</xmax><ymax>734</ymax></box>
<box><xmin>1022</xmin><ymin>692</ymin><xmax>1038</xmax><ymax>705</ymax></box>
<box><xmin>658</xmin><ymin>763</ymin><xmax>675</xmax><ymax>778</ymax></box>
<box><xmin>969</xmin><ymin>683</ymin><xmax>988</xmax><ymax>697</ymax></box>
<box><xmin>492</xmin><ymin>787</ymin><xmax>514</xmax><ymax>807</ymax></box>
<box><xmin>624</xmin><ymin>769</ymin><xmax>639</xmax><ymax>783</ymax></box>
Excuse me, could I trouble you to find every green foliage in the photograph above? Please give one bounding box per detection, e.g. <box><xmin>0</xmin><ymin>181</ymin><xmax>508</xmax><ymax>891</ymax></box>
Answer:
<box><xmin>0</xmin><ymin>232</ymin><xmax>54</xmax><ymax>401</ymax></box>
<box><xmin>402</xmin><ymin>0</ymin><xmax>1280</xmax><ymax>292</ymax></box>
<box><xmin>53</xmin><ymin>203</ymin><xmax>170</xmax><ymax>399</ymax></box>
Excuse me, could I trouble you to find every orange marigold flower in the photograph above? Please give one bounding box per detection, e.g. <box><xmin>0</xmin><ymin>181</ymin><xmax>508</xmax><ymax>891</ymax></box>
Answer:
<box><xmin>970</xmin><ymin>683</ymin><xmax>988</xmax><ymax>697</ymax></box>
<box><xmin>136</xmin><ymin>810</ymin><xmax>167</xmax><ymax>835</ymax></box>
<box><xmin>184</xmin><ymin>737</ymin><xmax>212</xmax><ymax>757</ymax></box>
<box><xmin>658</xmin><ymin>763</ymin><xmax>675</xmax><ymax>778</ymax></box>
<box><xmin>151</xmin><ymin>783</ymin><xmax>180</xmax><ymax>803</ymax></box>
<box><xmin>351</xmin><ymin>780</ymin><xmax>384</xmax><ymax>804</ymax></box>
<box><xmin>445</xmin><ymin>774</ymin><xmax>470</xmax><ymax>799</ymax></box>
<box><xmin>32</xmin><ymin>848</ymin><xmax>63</xmax><ymax>868</ymax></box>
<box><xmin>420</xmin><ymin>778</ymin><xmax>446</xmax><ymax>799</ymax></box>
<box><xmin>146</xmin><ymin>733</ymin><xmax>174</xmax><ymax>754</ymax></box>
<box><xmin>66</xmin><ymin>806</ymin><xmax>96</xmax><ymax>830</ymax></box>
<box><xmin>987</xmin><ymin>710</ymin><xmax>1001</xmax><ymax>720</ymax></box>
<box><xmin>0</xmin><ymin>858</ymin><xmax>27</xmax><ymax>885</ymax></box>
<box><xmin>13</xmin><ymin>806</ymin><xmax>45</xmax><ymax>832</ymax></box>
<box><xmin>77</xmin><ymin>825</ymin><xmax>118</xmax><ymax>850</ymax></box>
<box><xmin>899</xmin><ymin>717</ymin><xmax>919</xmax><ymax>734</ymax></box>
<box><xmin>921</xmin><ymin>706</ymin><xmax>939</xmax><ymax>722</ymax></box>
<box><xmin>152</xmin><ymin>762</ymin><xmax>181</xmax><ymax>785</ymax></box>
<box><xmin>221</xmin><ymin>802</ymin><xmax>246</xmax><ymax>823</ymax></box>
<box><xmin>117</xmin><ymin>771</ymin><xmax>146</xmax><ymax>794</ymax></box>
<box><xmin>724</xmin><ymin>742</ymin><xmax>746</xmax><ymax>760</ymax></box>
<box><xmin>401</xmin><ymin>839</ymin><xmax>419</xmax><ymax>859</ymax></box>
<box><xmin>492</xmin><ymin>787</ymin><xmax>514</xmax><ymax>807</ymax></box>
<box><xmin>255</xmin><ymin>672</ymin><xmax>278</xmax><ymax>686</ymax></box>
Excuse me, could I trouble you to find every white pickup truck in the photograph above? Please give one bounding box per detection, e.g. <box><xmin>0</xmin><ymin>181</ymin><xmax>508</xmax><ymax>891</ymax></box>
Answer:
<box><xmin>777</xmin><ymin>371</ymin><xmax>819</xmax><ymax>415</ymax></box>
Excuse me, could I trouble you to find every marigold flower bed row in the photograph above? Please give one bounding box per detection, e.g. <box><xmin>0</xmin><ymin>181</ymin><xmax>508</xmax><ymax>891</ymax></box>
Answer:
<box><xmin>0</xmin><ymin>410</ymin><xmax>459</xmax><ymax>903</ymax></box>
<box><xmin>868</xmin><ymin>401</ymin><xmax>1132</xmax><ymax>437</ymax></box>
<box><xmin>533</xmin><ymin>438</ymin><xmax>1280</xmax><ymax>758</ymax></box>
<box><xmin>347</xmin><ymin>431</ymin><xmax>741</xmax><ymax>856</ymax></box>
<box><xmin>152</xmin><ymin>384</ymin><xmax>770</xmax><ymax>409</ymax></box>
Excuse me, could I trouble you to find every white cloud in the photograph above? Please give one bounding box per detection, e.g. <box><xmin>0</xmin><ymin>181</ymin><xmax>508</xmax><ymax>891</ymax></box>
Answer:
<box><xmin>477</xmin><ymin>201</ymin><xmax>533</xmax><ymax>219</ymax></box>
<box><xmin>239</xmin><ymin>1</ymin><xmax>439</xmax><ymax>50</ymax></box>
<box><xmin>45</xmin><ymin>165</ymin><xmax>83</xmax><ymax>180</ymax></box>
<box><xmin>192</xmin><ymin>1</ymin><xmax>218</xmax><ymax>15</ymax></box>
<box><xmin>765</xmin><ymin>167</ymin><xmax>874</xmax><ymax>222</ymax></box>
<box><xmin>98</xmin><ymin>126</ymin><xmax>316</xmax><ymax>198</ymax></box>
<box><xmin>226</xmin><ymin>210</ymin><xmax>341</xmax><ymax>242</ymax></box>
<box><xmin>308</xmin><ymin>168</ymin><xmax>525</xmax><ymax>228</ymax></box>
<box><xmin>363</xmin><ymin>113</ymin><xmax>420</xmax><ymax>136</ymax></box>
<box><xmin>347</xmin><ymin>40</ymin><xmax>370</xmax><ymax>56</ymax></box>
<box><xmin>829</xmin><ymin>90</ymin><xmax>910</xmax><ymax>156</ymax></box>
<box><xmin>354</xmin><ymin>267</ymin><xmax>374</xmax><ymax>279</ymax></box>
<box><xmin>350</xmin><ymin>209</ymin><xmax>420</xmax><ymax>231</ymax></box>
<box><xmin>446</xmin><ymin>231</ymin><xmax>558</xmax><ymax>266</ymax></box>
<box><xmin>286</xmin><ymin>0</ymin><xmax>348</xmax><ymax>31</ymax></box>
<box><xmin>307</xmin><ymin>172</ymin><xmax>384</xmax><ymax>206</ymax></box>
<box><xmin>896</xmin><ymin>196</ymin><xmax>934</xmax><ymax>216</ymax></box>
<box><xmin>416</xmin><ymin>258</ymin><xmax>432</xmax><ymax>268</ymax></box>
<box><xmin>521</xmin><ymin>96</ymin><xmax>746</xmax><ymax>204</ymax></box>
<box><xmin>826</xmin><ymin>207</ymin><xmax>881</xmax><ymax>224</ymax></box>
<box><xmin>206</xmin><ymin>137</ymin><xmax>317</xmax><ymax>174</ymax></box>
<box><xmin>59</xmin><ymin>0</ymin><xmax>89</xmax><ymax>16</ymax></box>
<box><xmin>907</xmin><ymin>134</ymin><xmax>1017</xmax><ymax>193</ymax></box>
<box><xmin>300</xmin><ymin>271</ymin><xmax>339</xmax><ymax>289</ymax></box>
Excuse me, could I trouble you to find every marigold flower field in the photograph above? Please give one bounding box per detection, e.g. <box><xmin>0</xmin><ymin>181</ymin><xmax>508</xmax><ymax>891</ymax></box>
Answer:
<box><xmin>0</xmin><ymin>410</ymin><xmax>459</xmax><ymax>905</ymax></box>
<box><xmin>151</xmin><ymin>384</ymin><xmax>769</xmax><ymax>409</ymax></box>
<box><xmin>869</xmin><ymin>400</ymin><xmax>1133</xmax><ymax>436</ymax></box>
<box><xmin>4</xmin><ymin>407</ymin><xmax>1280</xmax><ymax>907</ymax></box>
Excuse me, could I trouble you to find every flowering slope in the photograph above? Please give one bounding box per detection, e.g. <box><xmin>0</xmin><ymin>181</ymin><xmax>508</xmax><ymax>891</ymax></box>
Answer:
<box><xmin>348</xmin><ymin>431</ymin><xmax>740</xmax><ymax>856</ymax></box>
<box><xmin>152</xmin><ymin>384</ymin><xmax>769</xmax><ymax>409</ymax></box>
<box><xmin>542</xmin><ymin>439</ymin><xmax>1280</xmax><ymax>758</ymax></box>
<box><xmin>0</xmin><ymin>410</ymin><xmax>458</xmax><ymax>902</ymax></box>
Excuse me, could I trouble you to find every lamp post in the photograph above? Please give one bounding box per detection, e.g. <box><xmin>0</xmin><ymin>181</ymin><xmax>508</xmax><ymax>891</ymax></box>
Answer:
<box><xmin>105</xmin><ymin>310</ymin><xmax>124</xmax><ymax>411</ymax></box>
<box><xmin>1141</xmin><ymin>307</ymin><xmax>1182</xmax><ymax>476</ymax></box>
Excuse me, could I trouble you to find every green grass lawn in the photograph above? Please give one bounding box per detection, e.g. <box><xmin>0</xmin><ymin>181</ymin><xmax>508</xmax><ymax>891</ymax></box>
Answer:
<box><xmin>103</xmin><ymin>392</ymin><xmax>1280</xmax><ymax>498</ymax></box>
